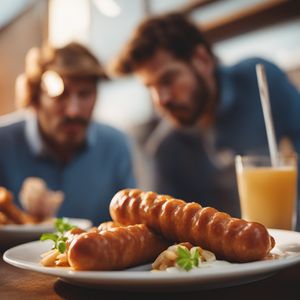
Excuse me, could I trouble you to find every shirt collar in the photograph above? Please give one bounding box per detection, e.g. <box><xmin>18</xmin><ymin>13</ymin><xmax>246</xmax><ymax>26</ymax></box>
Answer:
<box><xmin>25</xmin><ymin>111</ymin><xmax>46</xmax><ymax>157</ymax></box>
<box><xmin>215</xmin><ymin>65</ymin><xmax>236</xmax><ymax>116</ymax></box>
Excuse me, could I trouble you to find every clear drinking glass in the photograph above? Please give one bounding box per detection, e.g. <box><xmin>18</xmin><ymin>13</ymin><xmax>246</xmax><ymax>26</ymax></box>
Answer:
<box><xmin>235</xmin><ymin>154</ymin><xmax>298</xmax><ymax>230</ymax></box>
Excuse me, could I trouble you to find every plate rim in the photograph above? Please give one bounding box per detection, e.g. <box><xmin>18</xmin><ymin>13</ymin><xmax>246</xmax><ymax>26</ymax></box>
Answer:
<box><xmin>3</xmin><ymin>228</ymin><xmax>300</xmax><ymax>287</ymax></box>
<box><xmin>0</xmin><ymin>217</ymin><xmax>92</xmax><ymax>232</ymax></box>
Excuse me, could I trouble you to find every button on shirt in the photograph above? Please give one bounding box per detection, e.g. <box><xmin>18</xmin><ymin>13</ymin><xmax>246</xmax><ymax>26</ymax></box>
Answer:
<box><xmin>0</xmin><ymin>111</ymin><xmax>136</xmax><ymax>225</ymax></box>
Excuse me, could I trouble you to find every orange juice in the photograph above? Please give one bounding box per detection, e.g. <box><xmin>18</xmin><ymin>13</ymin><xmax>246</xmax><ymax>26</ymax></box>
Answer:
<box><xmin>237</xmin><ymin>166</ymin><xmax>297</xmax><ymax>230</ymax></box>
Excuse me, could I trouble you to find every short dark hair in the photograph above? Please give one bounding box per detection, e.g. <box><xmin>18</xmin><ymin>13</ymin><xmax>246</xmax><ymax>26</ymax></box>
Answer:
<box><xmin>111</xmin><ymin>12</ymin><xmax>214</xmax><ymax>75</ymax></box>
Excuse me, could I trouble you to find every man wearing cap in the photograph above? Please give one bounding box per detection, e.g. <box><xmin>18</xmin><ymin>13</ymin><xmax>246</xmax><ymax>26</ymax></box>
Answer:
<box><xmin>0</xmin><ymin>42</ymin><xmax>136</xmax><ymax>225</ymax></box>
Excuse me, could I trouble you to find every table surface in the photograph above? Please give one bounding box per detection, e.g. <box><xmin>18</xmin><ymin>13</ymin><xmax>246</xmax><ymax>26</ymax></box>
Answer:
<box><xmin>1</xmin><ymin>254</ymin><xmax>300</xmax><ymax>300</ymax></box>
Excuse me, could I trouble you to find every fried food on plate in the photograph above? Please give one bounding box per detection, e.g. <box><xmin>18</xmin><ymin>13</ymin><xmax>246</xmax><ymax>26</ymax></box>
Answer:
<box><xmin>152</xmin><ymin>242</ymin><xmax>216</xmax><ymax>271</ymax></box>
<box><xmin>68</xmin><ymin>224</ymin><xmax>170</xmax><ymax>270</ymax></box>
<box><xmin>19</xmin><ymin>177</ymin><xmax>64</xmax><ymax>220</ymax></box>
<box><xmin>97</xmin><ymin>221</ymin><xmax>122</xmax><ymax>231</ymax></box>
<box><xmin>0</xmin><ymin>211</ymin><xmax>13</xmax><ymax>225</ymax></box>
<box><xmin>0</xmin><ymin>187</ymin><xmax>35</xmax><ymax>224</ymax></box>
<box><xmin>110</xmin><ymin>189</ymin><xmax>275</xmax><ymax>263</ymax></box>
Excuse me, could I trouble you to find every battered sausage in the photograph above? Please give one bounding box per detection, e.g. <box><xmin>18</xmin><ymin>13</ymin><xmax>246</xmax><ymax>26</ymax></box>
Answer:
<box><xmin>97</xmin><ymin>221</ymin><xmax>121</xmax><ymax>231</ymax></box>
<box><xmin>109</xmin><ymin>189</ymin><xmax>275</xmax><ymax>262</ymax></box>
<box><xmin>0</xmin><ymin>187</ymin><xmax>35</xmax><ymax>224</ymax></box>
<box><xmin>0</xmin><ymin>211</ymin><xmax>12</xmax><ymax>224</ymax></box>
<box><xmin>68</xmin><ymin>224</ymin><xmax>170</xmax><ymax>270</ymax></box>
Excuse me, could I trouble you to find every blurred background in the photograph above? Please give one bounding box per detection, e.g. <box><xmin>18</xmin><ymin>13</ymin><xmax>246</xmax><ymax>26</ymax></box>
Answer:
<box><xmin>0</xmin><ymin>0</ymin><xmax>300</xmax><ymax>129</ymax></box>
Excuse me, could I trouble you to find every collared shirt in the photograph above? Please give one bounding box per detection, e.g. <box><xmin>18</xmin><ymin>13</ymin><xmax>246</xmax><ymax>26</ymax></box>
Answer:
<box><xmin>147</xmin><ymin>58</ymin><xmax>300</xmax><ymax>227</ymax></box>
<box><xmin>0</xmin><ymin>111</ymin><xmax>136</xmax><ymax>225</ymax></box>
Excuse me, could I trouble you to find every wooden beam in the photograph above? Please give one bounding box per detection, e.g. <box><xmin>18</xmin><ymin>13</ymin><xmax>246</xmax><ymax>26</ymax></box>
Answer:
<box><xmin>199</xmin><ymin>0</ymin><xmax>300</xmax><ymax>43</ymax></box>
<box><xmin>181</xmin><ymin>0</ymin><xmax>222</xmax><ymax>15</ymax></box>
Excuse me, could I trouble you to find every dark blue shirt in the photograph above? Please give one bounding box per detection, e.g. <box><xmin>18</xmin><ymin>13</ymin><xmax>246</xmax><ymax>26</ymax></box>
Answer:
<box><xmin>0</xmin><ymin>111</ymin><xmax>136</xmax><ymax>225</ymax></box>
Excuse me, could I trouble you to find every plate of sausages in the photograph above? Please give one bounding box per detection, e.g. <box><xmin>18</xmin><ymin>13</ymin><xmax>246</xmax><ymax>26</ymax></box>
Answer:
<box><xmin>3</xmin><ymin>189</ymin><xmax>300</xmax><ymax>290</ymax></box>
<box><xmin>0</xmin><ymin>186</ymin><xmax>92</xmax><ymax>248</ymax></box>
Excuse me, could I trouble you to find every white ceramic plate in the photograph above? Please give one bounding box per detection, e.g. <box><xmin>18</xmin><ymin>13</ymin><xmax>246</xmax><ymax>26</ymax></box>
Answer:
<box><xmin>0</xmin><ymin>218</ymin><xmax>92</xmax><ymax>248</ymax></box>
<box><xmin>3</xmin><ymin>229</ymin><xmax>300</xmax><ymax>291</ymax></box>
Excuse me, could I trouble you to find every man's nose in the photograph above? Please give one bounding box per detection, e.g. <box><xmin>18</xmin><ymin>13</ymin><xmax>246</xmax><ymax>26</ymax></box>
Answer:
<box><xmin>155</xmin><ymin>87</ymin><xmax>172</xmax><ymax>106</ymax></box>
<box><xmin>65</xmin><ymin>94</ymin><xmax>81</xmax><ymax>117</ymax></box>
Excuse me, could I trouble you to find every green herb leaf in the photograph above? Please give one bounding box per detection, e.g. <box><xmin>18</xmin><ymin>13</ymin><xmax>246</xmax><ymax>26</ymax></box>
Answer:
<box><xmin>40</xmin><ymin>233</ymin><xmax>58</xmax><ymax>242</ymax></box>
<box><xmin>40</xmin><ymin>218</ymin><xmax>77</xmax><ymax>254</ymax></box>
<box><xmin>177</xmin><ymin>246</ymin><xmax>191</xmax><ymax>259</ymax></box>
<box><xmin>191</xmin><ymin>248</ymin><xmax>200</xmax><ymax>267</ymax></box>
<box><xmin>55</xmin><ymin>218</ymin><xmax>76</xmax><ymax>233</ymax></box>
<box><xmin>176</xmin><ymin>246</ymin><xmax>200</xmax><ymax>271</ymax></box>
<box><xmin>177</xmin><ymin>258</ymin><xmax>193</xmax><ymax>271</ymax></box>
<box><xmin>57</xmin><ymin>240</ymin><xmax>67</xmax><ymax>253</ymax></box>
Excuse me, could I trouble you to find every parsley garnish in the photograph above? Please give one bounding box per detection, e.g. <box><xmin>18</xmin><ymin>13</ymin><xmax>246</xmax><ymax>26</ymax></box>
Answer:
<box><xmin>40</xmin><ymin>218</ymin><xmax>76</xmax><ymax>253</ymax></box>
<box><xmin>176</xmin><ymin>246</ymin><xmax>200</xmax><ymax>271</ymax></box>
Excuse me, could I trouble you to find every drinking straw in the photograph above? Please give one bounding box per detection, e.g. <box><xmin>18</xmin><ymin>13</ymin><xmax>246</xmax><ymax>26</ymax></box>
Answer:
<box><xmin>256</xmin><ymin>63</ymin><xmax>278</xmax><ymax>167</ymax></box>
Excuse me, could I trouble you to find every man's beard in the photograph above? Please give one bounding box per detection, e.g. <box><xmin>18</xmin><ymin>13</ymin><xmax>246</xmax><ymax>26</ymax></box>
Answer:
<box><xmin>39</xmin><ymin>117</ymin><xmax>89</xmax><ymax>157</ymax></box>
<box><xmin>164</xmin><ymin>67</ymin><xmax>211</xmax><ymax>127</ymax></box>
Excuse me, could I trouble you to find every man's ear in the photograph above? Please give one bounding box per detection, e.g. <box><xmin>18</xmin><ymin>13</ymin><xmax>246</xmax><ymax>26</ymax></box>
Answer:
<box><xmin>191</xmin><ymin>45</ymin><xmax>215</xmax><ymax>75</ymax></box>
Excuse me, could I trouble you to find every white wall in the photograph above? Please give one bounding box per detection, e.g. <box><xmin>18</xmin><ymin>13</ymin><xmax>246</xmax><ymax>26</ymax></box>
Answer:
<box><xmin>213</xmin><ymin>19</ymin><xmax>300</xmax><ymax>70</ymax></box>
<box><xmin>89</xmin><ymin>0</ymin><xmax>153</xmax><ymax>129</ymax></box>
<box><xmin>0</xmin><ymin>0</ymin><xmax>34</xmax><ymax>28</ymax></box>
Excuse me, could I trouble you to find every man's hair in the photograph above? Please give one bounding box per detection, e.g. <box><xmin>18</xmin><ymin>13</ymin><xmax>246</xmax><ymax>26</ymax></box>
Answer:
<box><xmin>111</xmin><ymin>12</ymin><xmax>214</xmax><ymax>75</ymax></box>
<box><xmin>15</xmin><ymin>42</ymin><xmax>108</xmax><ymax>108</ymax></box>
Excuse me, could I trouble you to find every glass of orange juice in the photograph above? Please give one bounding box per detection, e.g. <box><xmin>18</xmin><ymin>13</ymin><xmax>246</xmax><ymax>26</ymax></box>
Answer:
<box><xmin>235</xmin><ymin>154</ymin><xmax>298</xmax><ymax>230</ymax></box>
